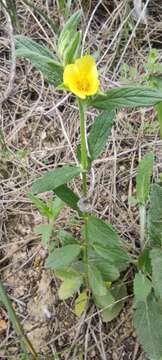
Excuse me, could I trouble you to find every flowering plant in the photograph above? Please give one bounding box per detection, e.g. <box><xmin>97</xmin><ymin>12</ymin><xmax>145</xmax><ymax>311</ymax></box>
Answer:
<box><xmin>10</xmin><ymin>9</ymin><xmax>162</xmax><ymax>360</ymax></box>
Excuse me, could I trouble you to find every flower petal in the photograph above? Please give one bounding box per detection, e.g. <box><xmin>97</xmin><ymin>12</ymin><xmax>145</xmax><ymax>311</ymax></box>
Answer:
<box><xmin>75</xmin><ymin>55</ymin><xmax>97</xmax><ymax>76</ymax></box>
<box><xmin>63</xmin><ymin>55</ymin><xmax>99</xmax><ymax>98</ymax></box>
<box><xmin>63</xmin><ymin>64</ymin><xmax>79</xmax><ymax>88</ymax></box>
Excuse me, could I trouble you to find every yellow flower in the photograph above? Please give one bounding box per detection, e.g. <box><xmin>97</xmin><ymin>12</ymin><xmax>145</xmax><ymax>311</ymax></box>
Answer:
<box><xmin>63</xmin><ymin>55</ymin><xmax>99</xmax><ymax>99</ymax></box>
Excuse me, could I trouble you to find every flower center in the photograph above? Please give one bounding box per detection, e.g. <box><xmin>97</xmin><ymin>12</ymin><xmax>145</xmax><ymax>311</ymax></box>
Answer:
<box><xmin>76</xmin><ymin>79</ymin><xmax>90</xmax><ymax>92</ymax></box>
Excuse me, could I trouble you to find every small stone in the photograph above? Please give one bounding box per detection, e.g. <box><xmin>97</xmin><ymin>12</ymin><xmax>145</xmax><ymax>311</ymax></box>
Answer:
<box><xmin>121</xmin><ymin>194</ymin><xmax>127</xmax><ymax>202</ymax></box>
<box><xmin>90</xmin><ymin>350</ymin><xmax>96</xmax><ymax>357</ymax></box>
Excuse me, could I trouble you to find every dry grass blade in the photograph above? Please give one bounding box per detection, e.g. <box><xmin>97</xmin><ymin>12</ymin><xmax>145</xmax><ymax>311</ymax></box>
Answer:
<box><xmin>0</xmin><ymin>4</ymin><xmax>16</xmax><ymax>104</ymax></box>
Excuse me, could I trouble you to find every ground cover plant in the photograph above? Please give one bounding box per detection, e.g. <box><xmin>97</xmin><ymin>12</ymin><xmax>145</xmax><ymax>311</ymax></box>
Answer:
<box><xmin>1</xmin><ymin>1</ymin><xmax>162</xmax><ymax>359</ymax></box>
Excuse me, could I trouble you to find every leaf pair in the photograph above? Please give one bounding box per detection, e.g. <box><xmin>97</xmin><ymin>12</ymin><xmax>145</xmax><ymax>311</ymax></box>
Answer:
<box><xmin>86</xmin><ymin>216</ymin><xmax>131</xmax><ymax>321</ymax></box>
<box><xmin>88</xmin><ymin>265</ymin><xmax>127</xmax><ymax>322</ymax></box>
<box><xmin>46</xmin><ymin>248</ymin><xmax>83</xmax><ymax>301</ymax></box>
<box><xmin>15</xmin><ymin>10</ymin><xmax>83</xmax><ymax>85</ymax></box>
<box><xmin>58</xmin><ymin>10</ymin><xmax>82</xmax><ymax>65</ymax></box>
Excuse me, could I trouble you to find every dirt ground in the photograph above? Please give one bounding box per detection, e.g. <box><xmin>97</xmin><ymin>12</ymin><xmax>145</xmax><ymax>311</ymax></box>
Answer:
<box><xmin>1</xmin><ymin>0</ymin><xmax>162</xmax><ymax>359</ymax></box>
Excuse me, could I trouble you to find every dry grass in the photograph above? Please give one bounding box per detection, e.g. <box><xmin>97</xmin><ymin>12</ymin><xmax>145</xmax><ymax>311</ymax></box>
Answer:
<box><xmin>1</xmin><ymin>0</ymin><xmax>162</xmax><ymax>359</ymax></box>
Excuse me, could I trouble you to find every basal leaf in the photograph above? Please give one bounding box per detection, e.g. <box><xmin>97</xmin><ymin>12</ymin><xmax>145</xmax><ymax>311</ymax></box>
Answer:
<box><xmin>95</xmin><ymin>289</ymin><xmax>115</xmax><ymax>318</ymax></box>
<box><xmin>148</xmin><ymin>184</ymin><xmax>162</xmax><ymax>246</ymax></box>
<box><xmin>88</xmin><ymin>110</ymin><xmax>115</xmax><ymax>160</ymax></box>
<box><xmin>45</xmin><ymin>244</ymin><xmax>81</xmax><ymax>270</ymax></box>
<box><xmin>58</xmin><ymin>230</ymin><xmax>76</xmax><ymax>245</ymax></box>
<box><xmin>87</xmin><ymin>216</ymin><xmax>121</xmax><ymax>248</ymax></box>
<box><xmin>136</xmin><ymin>153</ymin><xmax>154</xmax><ymax>205</ymax></box>
<box><xmin>89</xmin><ymin>87</ymin><xmax>162</xmax><ymax>110</ymax></box>
<box><xmin>133</xmin><ymin>294</ymin><xmax>162</xmax><ymax>360</ymax></box>
<box><xmin>58</xmin><ymin>276</ymin><xmax>82</xmax><ymax>300</ymax></box>
<box><xmin>32</xmin><ymin>165</ymin><xmax>81</xmax><ymax>195</ymax></box>
<box><xmin>88</xmin><ymin>265</ymin><xmax>107</xmax><ymax>297</ymax></box>
<box><xmin>89</xmin><ymin>253</ymin><xmax>120</xmax><ymax>281</ymax></box>
<box><xmin>54</xmin><ymin>184</ymin><xmax>81</xmax><ymax>214</ymax></box>
<box><xmin>150</xmin><ymin>248</ymin><xmax>162</xmax><ymax>300</ymax></box>
<box><xmin>134</xmin><ymin>272</ymin><xmax>152</xmax><ymax>303</ymax></box>
<box><xmin>93</xmin><ymin>244</ymin><xmax>131</xmax><ymax>272</ymax></box>
<box><xmin>56</xmin><ymin>267</ymin><xmax>81</xmax><ymax>280</ymax></box>
<box><xmin>74</xmin><ymin>291</ymin><xmax>88</xmax><ymax>317</ymax></box>
<box><xmin>96</xmin><ymin>283</ymin><xmax>127</xmax><ymax>322</ymax></box>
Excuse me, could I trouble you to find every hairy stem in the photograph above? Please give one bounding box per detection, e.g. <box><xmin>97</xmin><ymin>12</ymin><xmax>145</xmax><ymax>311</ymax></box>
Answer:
<box><xmin>78</xmin><ymin>99</ymin><xmax>89</xmax><ymax>276</ymax></box>
<box><xmin>78</xmin><ymin>99</ymin><xmax>88</xmax><ymax>196</ymax></box>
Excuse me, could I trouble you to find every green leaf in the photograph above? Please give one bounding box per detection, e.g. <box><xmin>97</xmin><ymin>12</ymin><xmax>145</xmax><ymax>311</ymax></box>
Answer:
<box><xmin>56</xmin><ymin>267</ymin><xmax>81</xmax><ymax>280</ymax></box>
<box><xmin>15</xmin><ymin>35</ymin><xmax>63</xmax><ymax>85</ymax></box>
<box><xmin>95</xmin><ymin>289</ymin><xmax>115</xmax><ymax>318</ymax></box>
<box><xmin>58</xmin><ymin>10</ymin><xmax>82</xmax><ymax>58</ymax></box>
<box><xmin>136</xmin><ymin>153</ymin><xmax>154</xmax><ymax>205</ymax></box>
<box><xmin>95</xmin><ymin>283</ymin><xmax>127</xmax><ymax>322</ymax></box>
<box><xmin>133</xmin><ymin>294</ymin><xmax>162</xmax><ymax>360</ymax></box>
<box><xmin>88</xmin><ymin>110</ymin><xmax>115</xmax><ymax>160</ymax></box>
<box><xmin>93</xmin><ymin>244</ymin><xmax>131</xmax><ymax>272</ymax></box>
<box><xmin>89</xmin><ymin>253</ymin><xmax>120</xmax><ymax>281</ymax></box>
<box><xmin>35</xmin><ymin>224</ymin><xmax>53</xmax><ymax>247</ymax></box>
<box><xmin>54</xmin><ymin>184</ymin><xmax>81</xmax><ymax>214</ymax></box>
<box><xmin>15</xmin><ymin>35</ymin><xmax>54</xmax><ymax>58</ymax></box>
<box><xmin>88</xmin><ymin>265</ymin><xmax>107</xmax><ymax>297</ymax></box>
<box><xmin>51</xmin><ymin>196</ymin><xmax>65</xmax><ymax>220</ymax></box>
<box><xmin>89</xmin><ymin>87</ymin><xmax>162</xmax><ymax>110</ymax></box>
<box><xmin>138</xmin><ymin>249</ymin><xmax>152</xmax><ymax>274</ymax></box>
<box><xmin>74</xmin><ymin>291</ymin><xmax>88</xmax><ymax>317</ymax></box>
<box><xmin>150</xmin><ymin>248</ymin><xmax>162</xmax><ymax>300</ymax></box>
<box><xmin>87</xmin><ymin>216</ymin><xmax>131</xmax><ymax>272</ymax></box>
<box><xmin>45</xmin><ymin>244</ymin><xmax>81</xmax><ymax>270</ymax></box>
<box><xmin>148</xmin><ymin>184</ymin><xmax>162</xmax><ymax>246</ymax></box>
<box><xmin>58</xmin><ymin>276</ymin><xmax>82</xmax><ymax>300</ymax></box>
<box><xmin>58</xmin><ymin>230</ymin><xmax>76</xmax><ymax>245</ymax></box>
<box><xmin>87</xmin><ymin>215</ymin><xmax>121</xmax><ymax>248</ymax></box>
<box><xmin>150</xmin><ymin>75</ymin><xmax>162</xmax><ymax>138</ymax></box>
<box><xmin>134</xmin><ymin>272</ymin><xmax>152</xmax><ymax>303</ymax></box>
<box><xmin>28</xmin><ymin>193</ymin><xmax>51</xmax><ymax>218</ymax></box>
<box><xmin>156</xmin><ymin>102</ymin><xmax>162</xmax><ymax>139</ymax></box>
<box><xmin>63</xmin><ymin>31</ymin><xmax>82</xmax><ymax>65</ymax></box>
<box><xmin>32</xmin><ymin>165</ymin><xmax>81</xmax><ymax>195</ymax></box>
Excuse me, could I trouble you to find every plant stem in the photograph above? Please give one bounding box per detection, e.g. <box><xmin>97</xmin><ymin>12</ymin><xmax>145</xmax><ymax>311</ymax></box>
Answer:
<box><xmin>78</xmin><ymin>98</ymin><xmax>89</xmax><ymax>276</ymax></box>
<box><xmin>78</xmin><ymin>99</ymin><xmax>88</xmax><ymax>196</ymax></box>
<box><xmin>156</xmin><ymin>102</ymin><xmax>162</xmax><ymax>139</ymax></box>
<box><xmin>139</xmin><ymin>205</ymin><xmax>146</xmax><ymax>250</ymax></box>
